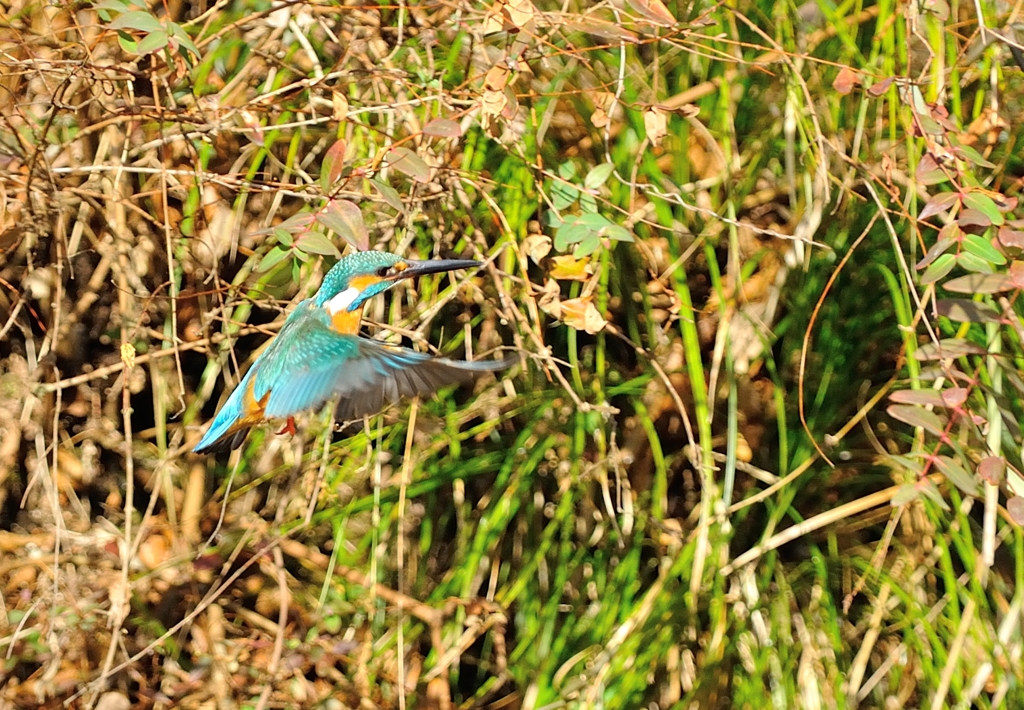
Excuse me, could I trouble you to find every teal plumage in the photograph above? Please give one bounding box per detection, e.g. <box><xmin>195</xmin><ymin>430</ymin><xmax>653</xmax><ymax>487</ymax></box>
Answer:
<box><xmin>193</xmin><ymin>251</ymin><xmax>512</xmax><ymax>454</ymax></box>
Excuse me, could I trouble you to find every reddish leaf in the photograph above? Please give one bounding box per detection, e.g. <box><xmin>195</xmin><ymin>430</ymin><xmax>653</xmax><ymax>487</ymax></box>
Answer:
<box><xmin>936</xmin><ymin>298</ymin><xmax>1001</xmax><ymax>323</ymax></box>
<box><xmin>916</xmin><ymin>235</ymin><xmax>957</xmax><ymax>270</ymax></box>
<box><xmin>388</xmin><ymin>147</ymin><xmax>431</xmax><ymax>183</ymax></box>
<box><xmin>868</xmin><ymin>77</ymin><xmax>895</xmax><ymax>96</ymax></box>
<box><xmin>940</xmin><ymin>387</ymin><xmax>968</xmax><ymax>407</ymax></box>
<box><xmin>833</xmin><ymin>66</ymin><xmax>859</xmax><ymax>95</ymax></box>
<box><xmin>1008</xmin><ymin>496</ymin><xmax>1024</xmax><ymax>525</ymax></box>
<box><xmin>315</xmin><ymin>200</ymin><xmax>368</xmax><ymax>251</ymax></box>
<box><xmin>321</xmin><ymin>139</ymin><xmax>347</xmax><ymax>192</ymax></box>
<box><xmin>888</xmin><ymin>390</ymin><xmax>946</xmax><ymax>406</ymax></box>
<box><xmin>887</xmin><ymin>404</ymin><xmax>947</xmax><ymax>437</ymax></box>
<box><xmin>913</xmin><ymin>338</ymin><xmax>987</xmax><ymax>360</ymax></box>
<box><xmin>919</xmin><ymin>191</ymin><xmax>959</xmax><ymax>221</ymax></box>
<box><xmin>915</xmin><ymin>153</ymin><xmax>948</xmax><ymax>185</ymax></box>
<box><xmin>1010</xmin><ymin>261</ymin><xmax>1024</xmax><ymax>288</ymax></box>
<box><xmin>978</xmin><ymin>456</ymin><xmax>1005</xmax><ymax>485</ymax></box>
<box><xmin>957</xmin><ymin>208</ymin><xmax>992</xmax><ymax>228</ymax></box>
<box><xmin>998</xmin><ymin>226</ymin><xmax>1024</xmax><ymax>250</ymax></box>
<box><xmin>942</xmin><ymin>273</ymin><xmax>1015</xmax><ymax>294</ymax></box>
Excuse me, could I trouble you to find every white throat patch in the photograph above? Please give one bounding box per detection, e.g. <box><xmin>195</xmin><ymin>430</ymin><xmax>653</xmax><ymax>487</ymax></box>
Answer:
<box><xmin>326</xmin><ymin>286</ymin><xmax>360</xmax><ymax>315</ymax></box>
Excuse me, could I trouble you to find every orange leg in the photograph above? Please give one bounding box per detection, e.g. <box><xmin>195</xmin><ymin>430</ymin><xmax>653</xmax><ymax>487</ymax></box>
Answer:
<box><xmin>276</xmin><ymin>416</ymin><xmax>297</xmax><ymax>436</ymax></box>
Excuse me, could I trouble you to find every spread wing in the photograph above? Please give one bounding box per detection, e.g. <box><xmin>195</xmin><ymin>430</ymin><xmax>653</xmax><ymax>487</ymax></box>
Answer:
<box><xmin>256</xmin><ymin>315</ymin><xmax>512</xmax><ymax>422</ymax></box>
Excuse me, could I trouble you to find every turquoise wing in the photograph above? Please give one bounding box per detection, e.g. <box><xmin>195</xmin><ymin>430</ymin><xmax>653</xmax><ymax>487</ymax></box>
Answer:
<box><xmin>257</xmin><ymin>314</ymin><xmax>511</xmax><ymax>421</ymax></box>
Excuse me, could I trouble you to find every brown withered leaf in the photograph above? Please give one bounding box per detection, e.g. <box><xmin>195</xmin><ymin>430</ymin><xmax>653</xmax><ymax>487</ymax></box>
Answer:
<box><xmin>523</xmin><ymin>234</ymin><xmax>552</xmax><ymax>264</ymax></box>
<box><xmin>561</xmin><ymin>296</ymin><xmax>607</xmax><ymax>334</ymax></box>
<box><xmin>538</xmin><ymin>279</ymin><xmax>561</xmax><ymax>317</ymax></box>
<box><xmin>644</xmin><ymin>107</ymin><xmax>667</xmax><ymax>147</ymax></box>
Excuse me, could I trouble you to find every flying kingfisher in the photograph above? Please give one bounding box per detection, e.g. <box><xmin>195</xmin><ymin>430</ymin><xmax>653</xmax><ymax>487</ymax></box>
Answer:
<box><xmin>193</xmin><ymin>250</ymin><xmax>512</xmax><ymax>454</ymax></box>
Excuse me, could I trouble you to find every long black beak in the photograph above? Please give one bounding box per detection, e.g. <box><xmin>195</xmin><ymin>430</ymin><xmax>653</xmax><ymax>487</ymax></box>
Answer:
<box><xmin>393</xmin><ymin>258</ymin><xmax>482</xmax><ymax>280</ymax></box>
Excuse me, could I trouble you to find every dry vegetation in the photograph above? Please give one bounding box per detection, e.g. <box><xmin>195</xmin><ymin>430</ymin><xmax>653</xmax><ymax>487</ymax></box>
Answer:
<box><xmin>2</xmin><ymin>0</ymin><xmax>1024</xmax><ymax>708</ymax></box>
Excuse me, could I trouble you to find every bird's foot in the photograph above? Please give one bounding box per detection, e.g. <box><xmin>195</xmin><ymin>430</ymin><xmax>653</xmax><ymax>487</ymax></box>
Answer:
<box><xmin>276</xmin><ymin>416</ymin><xmax>297</xmax><ymax>436</ymax></box>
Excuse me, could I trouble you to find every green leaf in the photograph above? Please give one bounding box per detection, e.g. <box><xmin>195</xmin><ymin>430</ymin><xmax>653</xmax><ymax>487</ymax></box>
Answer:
<box><xmin>273</xmin><ymin>228</ymin><xmax>293</xmax><ymax>247</ymax></box>
<box><xmin>579</xmin><ymin>192</ymin><xmax>598</xmax><ymax>213</ymax></box>
<box><xmin>962</xmin><ymin>233</ymin><xmax>1006</xmax><ymax>265</ymax></box>
<box><xmin>584</xmin><ymin>163</ymin><xmax>614</xmax><ymax>190</ymax></box>
<box><xmin>920</xmin><ymin>253</ymin><xmax>955</xmax><ymax>284</ymax></box>
<box><xmin>544</xmin><ymin>211</ymin><xmax>563</xmax><ymax>228</ymax></box>
<box><xmin>257</xmin><ymin>245</ymin><xmax>291</xmax><ymax>273</ymax></box>
<box><xmin>956</xmin><ymin>252</ymin><xmax>995</xmax><ymax>274</ymax></box>
<box><xmin>577</xmin><ymin>213</ymin><xmax>613</xmax><ymax>230</ymax></box>
<box><xmin>917</xmin><ymin>234</ymin><xmax>957</xmax><ymax>269</ymax></box>
<box><xmin>918</xmin><ymin>479</ymin><xmax>951</xmax><ymax>510</ymax></box>
<box><xmin>602</xmin><ymin>224</ymin><xmax>634</xmax><ymax>242</ymax></box>
<box><xmin>117</xmin><ymin>32</ymin><xmax>138</xmax><ymax>53</ymax></box>
<box><xmin>371</xmin><ymin>179</ymin><xmax>405</xmax><ymax>214</ymax></box>
<box><xmin>295</xmin><ymin>231</ymin><xmax>342</xmax><ymax>258</ymax></box>
<box><xmin>573</xmin><ymin>233</ymin><xmax>602</xmax><ymax>258</ymax></box>
<box><xmin>554</xmin><ymin>220</ymin><xmax>592</xmax><ymax>251</ymax></box>
<box><xmin>168</xmin><ymin>22</ymin><xmax>200</xmax><ymax>57</ymax></box>
<box><xmin>962</xmin><ymin>192</ymin><xmax>1004</xmax><ymax>226</ymax></box>
<box><xmin>949</xmin><ymin>137</ymin><xmax>996</xmax><ymax>168</ymax></box>
<box><xmin>109</xmin><ymin>10</ymin><xmax>164</xmax><ymax>32</ymax></box>
<box><xmin>136</xmin><ymin>30</ymin><xmax>169</xmax><ymax>55</ymax></box>
<box><xmin>891</xmin><ymin>483</ymin><xmax>921</xmax><ymax>507</ymax></box>
<box><xmin>551</xmin><ymin>181</ymin><xmax>579</xmax><ymax>210</ymax></box>
<box><xmin>93</xmin><ymin>0</ymin><xmax>132</xmax><ymax>11</ymax></box>
<box><xmin>558</xmin><ymin>161</ymin><xmax>577</xmax><ymax>180</ymax></box>
<box><xmin>933</xmin><ymin>455</ymin><xmax>980</xmax><ymax>497</ymax></box>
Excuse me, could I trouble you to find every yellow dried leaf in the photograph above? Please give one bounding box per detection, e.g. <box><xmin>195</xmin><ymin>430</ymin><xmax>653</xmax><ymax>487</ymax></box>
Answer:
<box><xmin>549</xmin><ymin>254</ymin><xmax>593</xmax><ymax>281</ymax></box>
<box><xmin>120</xmin><ymin>342</ymin><xmax>136</xmax><ymax>369</ymax></box>
<box><xmin>591</xmin><ymin>107</ymin><xmax>609</xmax><ymax>128</ymax></box>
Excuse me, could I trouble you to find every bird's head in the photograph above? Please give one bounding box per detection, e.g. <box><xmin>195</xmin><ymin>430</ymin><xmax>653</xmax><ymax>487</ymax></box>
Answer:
<box><xmin>314</xmin><ymin>251</ymin><xmax>481</xmax><ymax>315</ymax></box>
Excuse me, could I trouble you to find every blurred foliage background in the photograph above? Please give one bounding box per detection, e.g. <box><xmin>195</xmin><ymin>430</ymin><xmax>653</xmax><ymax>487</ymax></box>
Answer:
<box><xmin>2</xmin><ymin>0</ymin><xmax>1024</xmax><ymax>707</ymax></box>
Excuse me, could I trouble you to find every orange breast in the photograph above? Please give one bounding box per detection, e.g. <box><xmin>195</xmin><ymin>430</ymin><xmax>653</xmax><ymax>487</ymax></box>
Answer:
<box><xmin>330</xmin><ymin>308</ymin><xmax>361</xmax><ymax>334</ymax></box>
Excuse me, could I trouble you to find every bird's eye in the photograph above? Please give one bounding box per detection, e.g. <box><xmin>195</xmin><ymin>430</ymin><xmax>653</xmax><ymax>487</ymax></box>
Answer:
<box><xmin>376</xmin><ymin>266</ymin><xmax>391</xmax><ymax>278</ymax></box>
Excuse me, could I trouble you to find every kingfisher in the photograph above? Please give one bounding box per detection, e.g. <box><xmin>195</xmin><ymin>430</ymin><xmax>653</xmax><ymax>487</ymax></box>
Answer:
<box><xmin>193</xmin><ymin>250</ymin><xmax>512</xmax><ymax>454</ymax></box>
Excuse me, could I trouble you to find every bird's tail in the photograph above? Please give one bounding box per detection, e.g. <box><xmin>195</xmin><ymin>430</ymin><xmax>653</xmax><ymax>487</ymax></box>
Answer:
<box><xmin>193</xmin><ymin>375</ymin><xmax>253</xmax><ymax>454</ymax></box>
